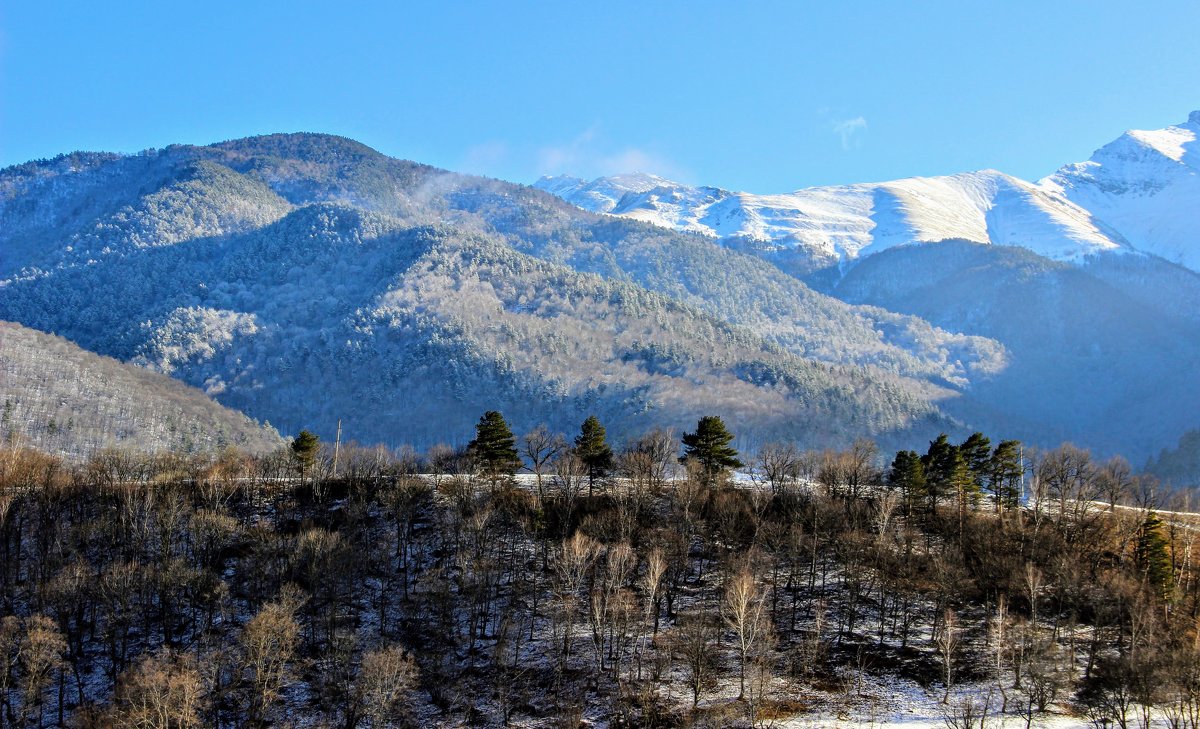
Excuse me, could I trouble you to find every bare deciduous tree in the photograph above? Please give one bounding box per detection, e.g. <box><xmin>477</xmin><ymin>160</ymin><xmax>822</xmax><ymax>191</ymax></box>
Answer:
<box><xmin>109</xmin><ymin>650</ymin><xmax>204</xmax><ymax>729</ymax></box>
<box><xmin>241</xmin><ymin>593</ymin><xmax>301</xmax><ymax>724</ymax></box>
<box><xmin>724</xmin><ymin>567</ymin><xmax>769</xmax><ymax>700</ymax></box>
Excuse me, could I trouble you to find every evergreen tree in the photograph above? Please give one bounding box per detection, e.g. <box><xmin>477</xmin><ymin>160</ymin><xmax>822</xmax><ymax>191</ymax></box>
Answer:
<box><xmin>920</xmin><ymin>434</ymin><xmax>957</xmax><ymax>513</ymax></box>
<box><xmin>1135</xmin><ymin>511</ymin><xmax>1174</xmax><ymax>600</ymax></box>
<box><xmin>574</xmin><ymin>415</ymin><xmax>613</xmax><ymax>497</ymax></box>
<box><xmin>681</xmin><ymin>415</ymin><xmax>744</xmax><ymax>486</ymax></box>
<box><xmin>468</xmin><ymin>411</ymin><xmax>521</xmax><ymax>486</ymax></box>
<box><xmin>988</xmin><ymin>440</ymin><xmax>1023</xmax><ymax>511</ymax></box>
<box><xmin>887</xmin><ymin>450</ymin><xmax>925</xmax><ymax>514</ymax></box>
<box><xmin>959</xmin><ymin>432</ymin><xmax>992</xmax><ymax>492</ymax></box>
<box><xmin>291</xmin><ymin>430</ymin><xmax>320</xmax><ymax>482</ymax></box>
<box><xmin>947</xmin><ymin>448</ymin><xmax>978</xmax><ymax>535</ymax></box>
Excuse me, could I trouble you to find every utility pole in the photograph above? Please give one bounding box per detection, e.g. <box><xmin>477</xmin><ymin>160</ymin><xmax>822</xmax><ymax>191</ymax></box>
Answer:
<box><xmin>332</xmin><ymin>419</ymin><xmax>342</xmax><ymax>479</ymax></box>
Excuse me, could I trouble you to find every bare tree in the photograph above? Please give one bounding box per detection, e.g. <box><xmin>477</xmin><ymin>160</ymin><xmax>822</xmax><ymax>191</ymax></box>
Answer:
<box><xmin>1098</xmin><ymin>456</ymin><xmax>1134</xmax><ymax>511</ymax></box>
<box><xmin>940</xmin><ymin>687</ymin><xmax>994</xmax><ymax>729</ymax></box>
<box><xmin>724</xmin><ymin>567</ymin><xmax>769</xmax><ymax>700</ymax></box>
<box><xmin>1037</xmin><ymin>444</ymin><xmax>1100</xmax><ymax>532</ymax></box>
<box><xmin>552</xmin><ymin>532</ymin><xmax>600</xmax><ymax>662</ymax></box>
<box><xmin>108</xmin><ymin>650</ymin><xmax>204</xmax><ymax>729</ymax></box>
<box><xmin>241</xmin><ymin>593</ymin><xmax>301</xmax><ymax>725</ymax></box>
<box><xmin>354</xmin><ymin>645</ymin><xmax>419</xmax><ymax>728</ymax></box>
<box><xmin>674</xmin><ymin>612</ymin><xmax>717</xmax><ymax>709</ymax></box>
<box><xmin>553</xmin><ymin>450</ymin><xmax>588</xmax><ymax>530</ymax></box>
<box><xmin>755</xmin><ymin>442</ymin><xmax>801</xmax><ymax>495</ymax></box>
<box><xmin>522</xmin><ymin>425</ymin><xmax>566</xmax><ymax>504</ymax></box>
<box><xmin>937</xmin><ymin>608</ymin><xmax>960</xmax><ymax>703</ymax></box>
<box><xmin>16</xmin><ymin>616</ymin><xmax>66</xmax><ymax>727</ymax></box>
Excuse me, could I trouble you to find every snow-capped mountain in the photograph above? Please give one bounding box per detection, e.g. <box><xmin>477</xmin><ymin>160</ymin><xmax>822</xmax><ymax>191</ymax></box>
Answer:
<box><xmin>536</xmin><ymin>113</ymin><xmax>1200</xmax><ymax>459</ymax></box>
<box><xmin>537</xmin><ymin>170</ymin><xmax>1131</xmax><ymax>273</ymax></box>
<box><xmin>534</xmin><ymin>172</ymin><xmax>678</xmax><ymax>212</ymax></box>
<box><xmin>537</xmin><ymin>113</ymin><xmax>1200</xmax><ymax>275</ymax></box>
<box><xmin>4</xmin><ymin>128</ymin><xmax>1199</xmax><ymax>460</ymax></box>
<box><xmin>1042</xmin><ymin>111</ymin><xmax>1200</xmax><ymax>271</ymax></box>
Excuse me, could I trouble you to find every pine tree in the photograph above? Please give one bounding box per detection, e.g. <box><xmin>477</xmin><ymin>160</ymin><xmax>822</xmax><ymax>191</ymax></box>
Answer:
<box><xmin>948</xmin><ymin>448</ymin><xmax>978</xmax><ymax>536</ymax></box>
<box><xmin>291</xmin><ymin>430</ymin><xmax>320</xmax><ymax>482</ymax></box>
<box><xmin>959</xmin><ymin>432</ymin><xmax>992</xmax><ymax>493</ymax></box>
<box><xmin>1135</xmin><ymin>511</ymin><xmax>1174</xmax><ymax>600</ymax></box>
<box><xmin>574</xmin><ymin>415</ymin><xmax>613</xmax><ymax>497</ymax></box>
<box><xmin>988</xmin><ymin>440</ymin><xmax>1023</xmax><ymax>512</ymax></box>
<box><xmin>681</xmin><ymin>415</ymin><xmax>744</xmax><ymax>487</ymax></box>
<box><xmin>920</xmin><ymin>434</ymin><xmax>957</xmax><ymax>513</ymax></box>
<box><xmin>468</xmin><ymin>411</ymin><xmax>521</xmax><ymax>486</ymax></box>
<box><xmin>887</xmin><ymin>450</ymin><xmax>925</xmax><ymax>514</ymax></box>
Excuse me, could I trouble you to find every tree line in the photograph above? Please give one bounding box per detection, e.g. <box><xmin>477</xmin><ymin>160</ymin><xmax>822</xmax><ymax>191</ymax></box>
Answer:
<box><xmin>0</xmin><ymin>411</ymin><xmax>1196</xmax><ymax>728</ymax></box>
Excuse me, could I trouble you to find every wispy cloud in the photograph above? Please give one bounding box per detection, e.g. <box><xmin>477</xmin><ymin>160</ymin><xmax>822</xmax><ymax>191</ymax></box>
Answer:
<box><xmin>536</xmin><ymin>126</ymin><xmax>686</xmax><ymax>180</ymax></box>
<box><xmin>832</xmin><ymin>116</ymin><xmax>868</xmax><ymax>150</ymax></box>
<box><xmin>459</xmin><ymin>141</ymin><xmax>509</xmax><ymax>176</ymax></box>
<box><xmin>536</xmin><ymin>126</ymin><xmax>599</xmax><ymax>175</ymax></box>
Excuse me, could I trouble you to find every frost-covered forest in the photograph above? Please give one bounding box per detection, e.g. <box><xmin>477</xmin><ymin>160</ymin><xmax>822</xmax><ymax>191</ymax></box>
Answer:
<box><xmin>0</xmin><ymin>414</ymin><xmax>1197</xmax><ymax>728</ymax></box>
<box><xmin>4</xmin><ymin>132</ymin><xmax>1198</xmax><ymax>460</ymax></box>
<box><xmin>0</xmin><ymin>321</ymin><xmax>281</xmax><ymax>457</ymax></box>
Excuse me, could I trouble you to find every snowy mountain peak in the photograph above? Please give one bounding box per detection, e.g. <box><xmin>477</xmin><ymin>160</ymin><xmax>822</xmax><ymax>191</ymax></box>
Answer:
<box><xmin>538</xmin><ymin>167</ymin><xmax>1131</xmax><ymax>272</ymax></box>
<box><xmin>537</xmin><ymin>113</ymin><xmax>1200</xmax><ymax>275</ymax></box>
<box><xmin>534</xmin><ymin>172</ymin><xmax>682</xmax><ymax>213</ymax></box>
<box><xmin>534</xmin><ymin>174</ymin><xmax>587</xmax><ymax>198</ymax></box>
<box><xmin>1045</xmin><ymin>111</ymin><xmax>1200</xmax><ymax>270</ymax></box>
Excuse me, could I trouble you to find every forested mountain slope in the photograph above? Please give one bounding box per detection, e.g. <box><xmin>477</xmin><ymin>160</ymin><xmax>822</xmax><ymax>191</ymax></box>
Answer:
<box><xmin>829</xmin><ymin>241</ymin><xmax>1200</xmax><ymax>457</ymax></box>
<box><xmin>3</xmin><ymin>130</ymin><xmax>1195</xmax><ymax>457</ymax></box>
<box><xmin>0</xmin><ymin>135</ymin><xmax>1001</xmax><ymax>451</ymax></box>
<box><xmin>0</xmin><ymin>202</ymin><xmax>954</xmax><ymax>450</ymax></box>
<box><xmin>0</xmin><ymin>321</ymin><xmax>281</xmax><ymax>458</ymax></box>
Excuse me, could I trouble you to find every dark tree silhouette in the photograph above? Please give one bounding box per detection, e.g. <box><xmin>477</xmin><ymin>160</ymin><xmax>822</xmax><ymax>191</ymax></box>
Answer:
<box><xmin>291</xmin><ymin>430</ymin><xmax>320</xmax><ymax>482</ymax></box>
<box><xmin>468</xmin><ymin>411</ymin><xmax>521</xmax><ymax>485</ymax></box>
<box><xmin>574</xmin><ymin>415</ymin><xmax>613</xmax><ymax>497</ymax></box>
<box><xmin>680</xmin><ymin>415</ymin><xmax>743</xmax><ymax>486</ymax></box>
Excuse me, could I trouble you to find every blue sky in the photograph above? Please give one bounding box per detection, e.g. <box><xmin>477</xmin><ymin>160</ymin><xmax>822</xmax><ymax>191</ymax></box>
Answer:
<box><xmin>2</xmin><ymin>1</ymin><xmax>1198</xmax><ymax>191</ymax></box>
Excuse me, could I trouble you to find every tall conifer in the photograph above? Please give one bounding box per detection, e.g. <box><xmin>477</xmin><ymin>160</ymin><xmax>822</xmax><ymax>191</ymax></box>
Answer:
<box><xmin>681</xmin><ymin>415</ymin><xmax>743</xmax><ymax>486</ymax></box>
<box><xmin>574</xmin><ymin>415</ymin><xmax>613</xmax><ymax>497</ymax></box>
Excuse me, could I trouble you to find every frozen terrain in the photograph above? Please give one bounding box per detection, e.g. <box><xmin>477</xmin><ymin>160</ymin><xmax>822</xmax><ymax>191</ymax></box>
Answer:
<box><xmin>539</xmin><ymin>111</ymin><xmax>1200</xmax><ymax>275</ymax></box>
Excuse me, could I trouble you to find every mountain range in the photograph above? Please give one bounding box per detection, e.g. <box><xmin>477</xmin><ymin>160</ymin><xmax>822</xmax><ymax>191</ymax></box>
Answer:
<box><xmin>536</xmin><ymin>112</ymin><xmax>1200</xmax><ymax>460</ymax></box>
<box><xmin>537</xmin><ymin>111</ymin><xmax>1200</xmax><ymax>275</ymax></box>
<box><xmin>1</xmin><ymin>113</ymin><xmax>1197</xmax><ymax>461</ymax></box>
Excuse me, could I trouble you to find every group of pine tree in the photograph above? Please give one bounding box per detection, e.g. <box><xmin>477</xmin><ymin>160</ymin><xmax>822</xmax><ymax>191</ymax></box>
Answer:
<box><xmin>0</xmin><ymin>407</ymin><xmax>1193</xmax><ymax>728</ymax></box>
<box><xmin>887</xmin><ymin>433</ymin><xmax>1023</xmax><ymax>515</ymax></box>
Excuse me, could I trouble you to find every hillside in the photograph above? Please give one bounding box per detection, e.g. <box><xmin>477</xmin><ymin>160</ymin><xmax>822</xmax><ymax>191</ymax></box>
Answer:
<box><xmin>829</xmin><ymin>241</ymin><xmax>1200</xmax><ymax>456</ymax></box>
<box><xmin>0</xmin><ymin>136</ymin><xmax>1006</xmax><ymax>451</ymax></box>
<box><xmin>0</xmin><ymin>321</ymin><xmax>282</xmax><ymax>458</ymax></box>
<box><xmin>534</xmin><ymin>115</ymin><xmax>1200</xmax><ymax>460</ymax></box>
<box><xmin>0</xmin><ymin>202</ymin><xmax>956</xmax><ymax>450</ymax></box>
<box><xmin>4</xmin><ymin>129</ymin><xmax>1197</xmax><ymax>458</ymax></box>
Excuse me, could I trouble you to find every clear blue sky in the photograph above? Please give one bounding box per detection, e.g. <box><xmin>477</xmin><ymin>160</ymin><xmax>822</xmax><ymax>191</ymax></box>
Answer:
<box><xmin>2</xmin><ymin>1</ymin><xmax>1198</xmax><ymax>192</ymax></box>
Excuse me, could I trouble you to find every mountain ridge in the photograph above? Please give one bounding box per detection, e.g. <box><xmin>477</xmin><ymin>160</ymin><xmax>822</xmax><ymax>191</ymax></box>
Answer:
<box><xmin>2</xmin><ymin>128</ymin><xmax>1195</xmax><ymax>459</ymax></box>
<box><xmin>536</xmin><ymin>111</ymin><xmax>1200</xmax><ymax>276</ymax></box>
